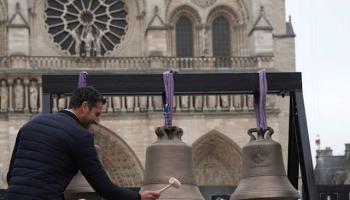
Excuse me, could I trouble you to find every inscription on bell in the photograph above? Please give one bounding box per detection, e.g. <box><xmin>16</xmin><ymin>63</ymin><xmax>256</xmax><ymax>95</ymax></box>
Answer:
<box><xmin>251</xmin><ymin>146</ymin><xmax>268</xmax><ymax>165</ymax></box>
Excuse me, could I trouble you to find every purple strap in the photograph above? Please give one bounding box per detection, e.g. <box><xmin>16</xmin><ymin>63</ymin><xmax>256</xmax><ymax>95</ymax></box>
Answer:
<box><xmin>78</xmin><ymin>71</ymin><xmax>88</xmax><ymax>88</ymax></box>
<box><xmin>254</xmin><ymin>69</ymin><xmax>268</xmax><ymax>131</ymax></box>
<box><xmin>163</xmin><ymin>71</ymin><xmax>174</xmax><ymax>128</ymax></box>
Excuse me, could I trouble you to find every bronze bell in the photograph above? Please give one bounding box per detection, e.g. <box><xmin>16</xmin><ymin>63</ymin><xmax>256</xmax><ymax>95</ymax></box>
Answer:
<box><xmin>140</xmin><ymin>126</ymin><xmax>204</xmax><ymax>200</ymax></box>
<box><xmin>231</xmin><ymin>127</ymin><xmax>300</xmax><ymax>200</ymax></box>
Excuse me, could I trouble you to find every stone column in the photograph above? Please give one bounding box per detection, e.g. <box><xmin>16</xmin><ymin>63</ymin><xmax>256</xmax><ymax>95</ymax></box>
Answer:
<box><xmin>134</xmin><ymin>96</ymin><xmax>140</xmax><ymax>112</ymax></box>
<box><xmin>229</xmin><ymin>95</ymin><xmax>235</xmax><ymax>112</ymax></box>
<box><xmin>203</xmin><ymin>95</ymin><xmax>208</xmax><ymax>111</ymax></box>
<box><xmin>8</xmin><ymin>78</ymin><xmax>14</xmax><ymax>112</ymax></box>
<box><xmin>147</xmin><ymin>96</ymin><xmax>153</xmax><ymax>112</ymax></box>
<box><xmin>121</xmin><ymin>96</ymin><xmax>126</xmax><ymax>112</ymax></box>
<box><xmin>189</xmin><ymin>96</ymin><xmax>194</xmax><ymax>112</ymax></box>
<box><xmin>216</xmin><ymin>95</ymin><xmax>221</xmax><ymax>111</ymax></box>
<box><xmin>107</xmin><ymin>96</ymin><xmax>113</xmax><ymax>113</ymax></box>
<box><xmin>38</xmin><ymin>79</ymin><xmax>43</xmax><ymax>112</ymax></box>
<box><xmin>23</xmin><ymin>78</ymin><xmax>29</xmax><ymax>112</ymax></box>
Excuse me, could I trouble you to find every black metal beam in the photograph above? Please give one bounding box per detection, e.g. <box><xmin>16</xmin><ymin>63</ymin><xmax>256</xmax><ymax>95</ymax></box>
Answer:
<box><xmin>291</xmin><ymin>91</ymin><xmax>318</xmax><ymax>200</ymax></box>
<box><xmin>42</xmin><ymin>72</ymin><xmax>302</xmax><ymax>95</ymax></box>
<box><xmin>42</xmin><ymin>93</ymin><xmax>52</xmax><ymax>114</ymax></box>
<box><xmin>41</xmin><ymin>72</ymin><xmax>316</xmax><ymax>200</ymax></box>
<box><xmin>288</xmin><ymin>94</ymin><xmax>300</xmax><ymax>190</ymax></box>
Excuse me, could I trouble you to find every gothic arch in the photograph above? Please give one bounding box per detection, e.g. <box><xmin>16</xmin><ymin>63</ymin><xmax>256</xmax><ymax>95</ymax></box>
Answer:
<box><xmin>206</xmin><ymin>5</ymin><xmax>247</xmax><ymax>56</ymax></box>
<box><xmin>89</xmin><ymin>124</ymin><xmax>144</xmax><ymax>187</ymax></box>
<box><xmin>167</xmin><ymin>5</ymin><xmax>201</xmax><ymax>56</ymax></box>
<box><xmin>192</xmin><ymin>130</ymin><xmax>241</xmax><ymax>186</ymax></box>
<box><xmin>207</xmin><ymin>5</ymin><xmax>239</xmax><ymax>24</ymax></box>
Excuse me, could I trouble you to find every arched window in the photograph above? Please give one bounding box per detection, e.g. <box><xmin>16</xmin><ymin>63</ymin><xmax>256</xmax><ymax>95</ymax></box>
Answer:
<box><xmin>176</xmin><ymin>16</ymin><xmax>193</xmax><ymax>57</ymax></box>
<box><xmin>212</xmin><ymin>16</ymin><xmax>231</xmax><ymax>67</ymax></box>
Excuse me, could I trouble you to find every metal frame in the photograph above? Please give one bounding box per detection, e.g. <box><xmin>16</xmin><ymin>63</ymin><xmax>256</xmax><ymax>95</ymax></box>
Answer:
<box><xmin>42</xmin><ymin>72</ymin><xmax>317</xmax><ymax>200</ymax></box>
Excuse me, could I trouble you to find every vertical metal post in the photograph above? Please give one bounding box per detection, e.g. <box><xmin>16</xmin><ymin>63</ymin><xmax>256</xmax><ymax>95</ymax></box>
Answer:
<box><xmin>288</xmin><ymin>94</ymin><xmax>299</xmax><ymax>189</ymax></box>
<box><xmin>291</xmin><ymin>91</ymin><xmax>317</xmax><ymax>200</ymax></box>
<box><xmin>43</xmin><ymin>93</ymin><xmax>52</xmax><ymax>114</ymax></box>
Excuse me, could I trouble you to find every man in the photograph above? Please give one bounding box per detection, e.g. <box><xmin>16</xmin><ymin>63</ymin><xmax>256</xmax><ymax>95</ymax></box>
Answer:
<box><xmin>5</xmin><ymin>86</ymin><xmax>160</xmax><ymax>200</ymax></box>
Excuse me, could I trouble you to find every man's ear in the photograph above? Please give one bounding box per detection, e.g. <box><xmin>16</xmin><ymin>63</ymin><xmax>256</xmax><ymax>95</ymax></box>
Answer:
<box><xmin>81</xmin><ymin>101</ymin><xmax>89</xmax><ymax>112</ymax></box>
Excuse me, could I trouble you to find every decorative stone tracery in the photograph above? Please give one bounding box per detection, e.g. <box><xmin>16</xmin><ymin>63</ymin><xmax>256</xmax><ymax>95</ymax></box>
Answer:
<box><xmin>43</xmin><ymin>0</ymin><xmax>128</xmax><ymax>56</ymax></box>
<box><xmin>90</xmin><ymin>124</ymin><xmax>144</xmax><ymax>187</ymax></box>
<box><xmin>191</xmin><ymin>0</ymin><xmax>217</xmax><ymax>8</ymax></box>
<box><xmin>192</xmin><ymin>130</ymin><xmax>241</xmax><ymax>186</ymax></box>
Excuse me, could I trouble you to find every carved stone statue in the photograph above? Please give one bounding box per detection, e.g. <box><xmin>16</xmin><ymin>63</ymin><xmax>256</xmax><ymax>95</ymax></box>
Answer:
<box><xmin>29</xmin><ymin>81</ymin><xmax>38</xmax><ymax>112</ymax></box>
<box><xmin>194</xmin><ymin>96</ymin><xmax>203</xmax><ymax>110</ymax></box>
<box><xmin>81</xmin><ymin>25</ymin><xmax>96</xmax><ymax>57</ymax></box>
<box><xmin>181</xmin><ymin>96</ymin><xmax>189</xmax><ymax>110</ymax></box>
<box><xmin>233</xmin><ymin>95</ymin><xmax>242</xmax><ymax>110</ymax></box>
<box><xmin>220</xmin><ymin>95</ymin><xmax>229</xmax><ymax>110</ymax></box>
<box><xmin>207</xmin><ymin>95</ymin><xmax>216</xmax><ymax>110</ymax></box>
<box><xmin>14</xmin><ymin>79</ymin><xmax>24</xmax><ymax>111</ymax></box>
<box><xmin>152</xmin><ymin>96</ymin><xmax>163</xmax><ymax>111</ymax></box>
<box><xmin>112</xmin><ymin>96</ymin><xmax>122</xmax><ymax>112</ymax></box>
<box><xmin>126</xmin><ymin>96</ymin><xmax>134</xmax><ymax>112</ymax></box>
<box><xmin>71</xmin><ymin>29</ymin><xmax>81</xmax><ymax>55</ymax></box>
<box><xmin>0</xmin><ymin>80</ymin><xmax>8</xmax><ymax>112</ymax></box>
<box><xmin>139</xmin><ymin>96</ymin><xmax>148</xmax><ymax>111</ymax></box>
<box><xmin>94</xmin><ymin>29</ymin><xmax>103</xmax><ymax>56</ymax></box>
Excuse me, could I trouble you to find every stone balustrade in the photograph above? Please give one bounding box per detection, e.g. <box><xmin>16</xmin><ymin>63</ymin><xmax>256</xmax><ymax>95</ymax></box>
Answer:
<box><xmin>0</xmin><ymin>76</ymin><xmax>277</xmax><ymax>114</ymax></box>
<box><xmin>0</xmin><ymin>55</ymin><xmax>275</xmax><ymax>113</ymax></box>
<box><xmin>0</xmin><ymin>55</ymin><xmax>273</xmax><ymax>70</ymax></box>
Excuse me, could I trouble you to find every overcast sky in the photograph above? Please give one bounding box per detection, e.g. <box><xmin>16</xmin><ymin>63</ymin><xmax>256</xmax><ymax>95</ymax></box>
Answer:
<box><xmin>285</xmin><ymin>0</ymin><xmax>350</xmax><ymax>161</ymax></box>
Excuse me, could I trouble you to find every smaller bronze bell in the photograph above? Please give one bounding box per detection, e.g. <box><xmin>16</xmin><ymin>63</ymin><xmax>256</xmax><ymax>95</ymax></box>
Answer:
<box><xmin>140</xmin><ymin>126</ymin><xmax>204</xmax><ymax>200</ymax></box>
<box><xmin>231</xmin><ymin>127</ymin><xmax>300</xmax><ymax>200</ymax></box>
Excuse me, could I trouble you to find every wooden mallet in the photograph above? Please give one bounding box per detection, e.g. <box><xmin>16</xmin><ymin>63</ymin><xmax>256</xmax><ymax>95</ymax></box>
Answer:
<box><xmin>158</xmin><ymin>177</ymin><xmax>181</xmax><ymax>193</ymax></box>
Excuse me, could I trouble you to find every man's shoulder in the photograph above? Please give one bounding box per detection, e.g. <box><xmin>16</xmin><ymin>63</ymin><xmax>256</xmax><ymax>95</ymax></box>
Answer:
<box><xmin>29</xmin><ymin>113</ymin><xmax>87</xmax><ymax>133</ymax></box>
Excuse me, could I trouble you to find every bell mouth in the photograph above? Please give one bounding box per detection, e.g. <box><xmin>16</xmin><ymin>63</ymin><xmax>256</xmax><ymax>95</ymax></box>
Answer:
<box><xmin>231</xmin><ymin>176</ymin><xmax>300</xmax><ymax>199</ymax></box>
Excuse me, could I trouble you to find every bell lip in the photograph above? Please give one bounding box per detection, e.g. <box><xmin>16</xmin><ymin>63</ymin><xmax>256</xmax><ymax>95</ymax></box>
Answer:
<box><xmin>231</xmin><ymin>176</ymin><xmax>300</xmax><ymax>199</ymax></box>
<box><xmin>231</xmin><ymin>190</ymin><xmax>300</xmax><ymax>199</ymax></box>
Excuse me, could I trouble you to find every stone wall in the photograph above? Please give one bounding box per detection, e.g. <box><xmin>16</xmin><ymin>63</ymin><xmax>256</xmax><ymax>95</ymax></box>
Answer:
<box><xmin>0</xmin><ymin>0</ymin><xmax>296</xmax><ymax>189</ymax></box>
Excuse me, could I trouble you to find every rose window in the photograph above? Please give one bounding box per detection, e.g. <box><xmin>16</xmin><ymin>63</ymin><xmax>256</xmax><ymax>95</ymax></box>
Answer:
<box><xmin>44</xmin><ymin>0</ymin><xmax>128</xmax><ymax>56</ymax></box>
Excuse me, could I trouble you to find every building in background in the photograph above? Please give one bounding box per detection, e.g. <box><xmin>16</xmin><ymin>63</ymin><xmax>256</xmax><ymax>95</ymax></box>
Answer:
<box><xmin>315</xmin><ymin>144</ymin><xmax>350</xmax><ymax>200</ymax></box>
<box><xmin>0</xmin><ymin>0</ymin><xmax>296</xmax><ymax>199</ymax></box>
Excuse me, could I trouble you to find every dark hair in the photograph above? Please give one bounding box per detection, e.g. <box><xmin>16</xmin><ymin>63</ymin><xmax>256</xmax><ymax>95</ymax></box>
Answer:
<box><xmin>69</xmin><ymin>86</ymin><xmax>106</xmax><ymax>109</ymax></box>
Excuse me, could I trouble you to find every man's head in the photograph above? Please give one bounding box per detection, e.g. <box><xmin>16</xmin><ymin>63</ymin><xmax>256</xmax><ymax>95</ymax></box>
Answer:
<box><xmin>69</xmin><ymin>86</ymin><xmax>106</xmax><ymax>128</ymax></box>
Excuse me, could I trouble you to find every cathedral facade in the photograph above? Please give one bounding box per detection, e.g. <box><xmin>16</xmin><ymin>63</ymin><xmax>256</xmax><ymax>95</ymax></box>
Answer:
<box><xmin>0</xmin><ymin>0</ymin><xmax>295</xmax><ymax>193</ymax></box>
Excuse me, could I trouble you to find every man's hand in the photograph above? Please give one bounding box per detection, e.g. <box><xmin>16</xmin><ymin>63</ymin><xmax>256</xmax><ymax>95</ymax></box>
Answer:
<box><xmin>140</xmin><ymin>190</ymin><xmax>160</xmax><ymax>200</ymax></box>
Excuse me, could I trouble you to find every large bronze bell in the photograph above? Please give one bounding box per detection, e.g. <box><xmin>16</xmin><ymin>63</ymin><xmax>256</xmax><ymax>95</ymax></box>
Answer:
<box><xmin>140</xmin><ymin>126</ymin><xmax>204</xmax><ymax>200</ymax></box>
<box><xmin>231</xmin><ymin>127</ymin><xmax>300</xmax><ymax>200</ymax></box>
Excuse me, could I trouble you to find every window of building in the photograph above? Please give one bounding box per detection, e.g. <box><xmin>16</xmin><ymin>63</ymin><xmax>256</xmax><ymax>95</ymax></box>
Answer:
<box><xmin>176</xmin><ymin>16</ymin><xmax>194</xmax><ymax>57</ymax></box>
<box><xmin>212</xmin><ymin>16</ymin><xmax>231</xmax><ymax>67</ymax></box>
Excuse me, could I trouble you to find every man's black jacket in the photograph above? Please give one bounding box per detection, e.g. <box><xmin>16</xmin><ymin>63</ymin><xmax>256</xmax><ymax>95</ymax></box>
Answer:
<box><xmin>5</xmin><ymin>111</ymin><xmax>140</xmax><ymax>200</ymax></box>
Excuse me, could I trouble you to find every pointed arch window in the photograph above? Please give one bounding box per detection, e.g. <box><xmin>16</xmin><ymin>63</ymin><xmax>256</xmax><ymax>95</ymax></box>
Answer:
<box><xmin>212</xmin><ymin>16</ymin><xmax>231</xmax><ymax>67</ymax></box>
<box><xmin>176</xmin><ymin>16</ymin><xmax>194</xmax><ymax>57</ymax></box>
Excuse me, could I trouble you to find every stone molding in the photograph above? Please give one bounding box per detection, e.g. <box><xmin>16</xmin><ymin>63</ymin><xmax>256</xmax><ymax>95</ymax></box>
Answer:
<box><xmin>0</xmin><ymin>55</ymin><xmax>274</xmax><ymax>70</ymax></box>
